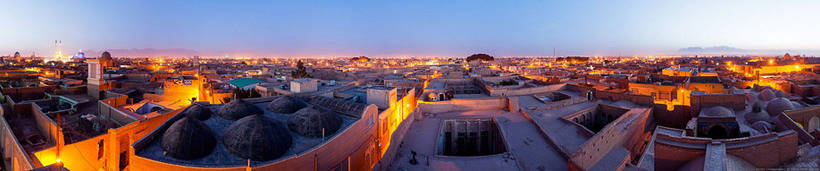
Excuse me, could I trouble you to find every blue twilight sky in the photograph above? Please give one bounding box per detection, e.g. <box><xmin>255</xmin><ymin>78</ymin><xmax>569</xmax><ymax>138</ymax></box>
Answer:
<box><xmin>2</xmin><ymin>0</ymin><xmax>820</xmax><ymax>57</ymax></box>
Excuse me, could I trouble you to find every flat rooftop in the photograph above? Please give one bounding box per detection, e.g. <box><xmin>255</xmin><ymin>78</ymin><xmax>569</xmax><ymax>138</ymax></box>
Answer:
<box><xmin>2</xmin><ymin>104</ymin><xmax>55</xmax><ymax>157</ymax></box>
<box><xmin>387</xmin><ymin>109</ymin><xmax>567</xmax><ymax>171</ymax></box>
<box><xmin>517</xmin><ymin>91</ymin><xmax>647</xmax><ymax>155</ymax></box>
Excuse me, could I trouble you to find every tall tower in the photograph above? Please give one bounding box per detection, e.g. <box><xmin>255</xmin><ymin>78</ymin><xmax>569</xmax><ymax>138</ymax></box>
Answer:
<box><xmin>87</xmin><ymin>51</ymin><xmax>114</xmax><ymax>99</ymax></box>
<box><xmin>54</xmin><ymin>40</ymin><xmax>64</xmax><ymax>61</ymax></box>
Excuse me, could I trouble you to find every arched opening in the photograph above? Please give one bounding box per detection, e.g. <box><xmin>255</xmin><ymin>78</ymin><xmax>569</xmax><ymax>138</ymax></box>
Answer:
<box><xmin>708</xmin><ymin>125</ymin><xmax>728</xmax><ymax>139</ymax></box>
<box><xmin>586</xmin><ymin>91</ymin><xmax>593</xmax><ymax>101</ymax></box>
<box><xmin>808</xmin><ymin>117</ymin><xmax>820</xmax><ymax>132</ymax></box>
<box><xmin>439</xmin><ymin>93</ymin><xmax>446</xmax><ymax>101</ymax></box>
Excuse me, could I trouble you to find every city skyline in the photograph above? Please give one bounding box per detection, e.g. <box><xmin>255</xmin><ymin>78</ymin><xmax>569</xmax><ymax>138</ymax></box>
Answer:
<box><xmin>3</xmin><ymin>0</ymin><xmax>820</xmax><ymax>57</ymax></box>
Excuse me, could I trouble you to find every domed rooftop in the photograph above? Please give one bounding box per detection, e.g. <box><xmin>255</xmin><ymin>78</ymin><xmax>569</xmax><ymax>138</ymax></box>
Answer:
<box><xmin>745</xmin><ymin>93</ymin><xmax>756</xmax><ymax>103</ymax></box>
<box><xmin>775</xmin><ymin>90</ymin><xmax>787</xmax><ymax>98</ymax></box>
<box><xmin>72</xmin><ymin>52</ymin><xmax>85</xmax><ymax>59</ymax></box>
<box><xmin>287</xmin><ymin>106</ymin><xmax>342</xmax><ymax>138</ymax></box>
<box><xmin>751</xmin><ymin>121</ymin><xmax>773</xmax><ymax>133</ymax></box>
<box><xmin>13</xmin><ymin>51</ymin><xmax>20</xmax><ymax>58</ymax></box>
<box><xmin>266</xmin><ymin>96</ymin><xmax>306</xmax><ymax>114</ymax></box>
<box><xmin>182</xmin><ymin>104</ymin><xmax>212</xmax><ymax>120</ymax></box>
<box><xmin>765</xmin><ymin>98</ymin><xmax>795</xmax><ymax>116</ymax></box>
<box><xmin>791</xmin><ymin>102</ymin><xmax>803</xmax><ymax>109</ymax></box>
<box><xmin>699</xmin><ymin>106</ymin><xmax>734</xmax><ymax>117</ymax></box>
<box><xmin>101</xmin><ymin>51</ymin><xmax>112</xmax><ymax>60</ymax></box>
<box><xmin>216</xmin><ymin>98</ymin><xmax>264</xmax><ymax>120</ymax></box>
<box><xmin>759</xmin><ymin>89</ymin><xmax>776</xmax><ymax>101</ymax></box>
<box><xmin>161</xmin><ymin>117</ymin><xmax>217</xmax><ymax>160</ymax></box>
<box><xmin>745</xmin><ymin>110</ymin><xmax>769</xmax><ymax>124</ymax></box>
<box><xmin>222</xmin><ymin>114</ymin><xmax>292</xmax><ymax>161</ymax></box>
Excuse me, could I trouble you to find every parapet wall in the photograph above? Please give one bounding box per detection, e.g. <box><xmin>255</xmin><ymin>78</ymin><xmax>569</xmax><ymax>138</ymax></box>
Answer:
<box><xmin>725</xmin><ymin>131</ymin><xmax>798</xmax><ymax>168</ymax></box>
<box><xmin>570</xmin><ymin>108</ymin><xmax>653</xmax><ymax>170</ymax></box>
<box><xmin>486</xmin><ymin>83</ymin><xmax>566</xmax><ymax>97</ymax></box>
<box><xmin>99</xmin><ymin>95</ymin><xmax>136</xmax><ymax>125</ymax></box>
<box><xmin>418</xmin><ymin>97</ymin><xmax>507</xmax><ymax>114</ymax></box>
<box><xmin>654</xmin><ymin>126</ymin><xmax>798</xmax><ymax>169</ymax></box>
<box><xmin>690</xmin><ymin>93</ymin><xmax>746</xmax><ymax>111</ymax></box>
<box><xmin>593</xmin><ymin>89</ymin><xmax>654</xmax><ymax>106</ymax></box>
<box><xmin>1</xmin><ymin>86</ymin><xmax>57</xmax><ymax>103</ymax></box>
<box><xmin>0</xmin><ymin>106</ymin><xmax>36</xmax><ymax>170</ymax></box>
<box><xmin>653</xmin><ymin>104</ymin><xmax>695</xmax><ymax>128</ymax></box>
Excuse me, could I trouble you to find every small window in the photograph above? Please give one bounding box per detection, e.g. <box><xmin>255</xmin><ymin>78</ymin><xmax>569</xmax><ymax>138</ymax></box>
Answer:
<box><xmin>98</xmin><ymin>140</ymin><xmax>104</xmax><ymax>159</ymax></box>
<box><xmin>119</xmin><ymin>150</ymin><xmax>129</xmax><ymax>170</ymax></box>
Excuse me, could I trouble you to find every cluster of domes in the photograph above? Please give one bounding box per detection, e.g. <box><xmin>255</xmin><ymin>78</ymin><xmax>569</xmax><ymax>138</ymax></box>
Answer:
<box><xmin>222</xmin><ymin>114</ymin><xmax>293</xmax><ymax>161</ymax></box>
<box><xmin>161</xmin><ymin>117</ymin><xmax>217</xmax><ymax>160</ymax></box>
<box><xmin>161</xmin><ymin>96</ymin><xmax>348</xmax><ymax>162</ymax></box>
<box><xmin>217</xmin><ymin>98</ymin><xmax>264</xmax><ymax>120</ymax></box>
<box><xmin>266</xmin><ymin>96</ymin><xmax>306</xmax><ymax>114</ymax></box>
<box><xmin>287</xmin><ymin>106</ymin><xmax>342</xmax><ymax>138</ymax></box>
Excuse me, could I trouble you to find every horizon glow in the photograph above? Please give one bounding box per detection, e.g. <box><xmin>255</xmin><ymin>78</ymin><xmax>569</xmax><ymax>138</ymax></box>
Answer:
<box><xmin>2</xmin><ymin>0</ymin><xmax>820</xmax><ymax>57</ymax></box>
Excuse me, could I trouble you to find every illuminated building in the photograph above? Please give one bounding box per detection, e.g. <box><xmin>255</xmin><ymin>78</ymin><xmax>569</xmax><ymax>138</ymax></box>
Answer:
<box><xmin>53</xmin><ymin>40</ymin><xmax>64</xmax><ymax>62</ymax></box>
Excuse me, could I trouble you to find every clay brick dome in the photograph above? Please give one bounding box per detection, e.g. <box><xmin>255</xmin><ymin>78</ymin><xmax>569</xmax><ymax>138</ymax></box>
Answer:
<box><xmin>700</xmin><ymin>106</ymin><xmax>734</xmax><ymax>117</ymax></box>
<box><xmin>287</xmin><ymin>106</ymin><xmax>342</xmax><ymax>138</ymax></box>
<box><xmin>745</xmin><ymin>110</ymin><xmax>769</xmax><ymax>124</ymax></box>
<box><xmin>751</xmin><ymin>121</ymin><xmax>773</xmax><ymax>133</ymax></box>
<box><xmin>222</xmin><ymin>114</ymin><xmax>292</xmax><ymax>161</ymax></box>
<box><xmin>267</xmin><ymin>95</ymin><xmax>307</xmax><ymax>114</ymax></box>
<box><xmin>101</xmin><ymin>51</ymin><xmax>113</xmax><ymax>60</ymax></box>
<box><xmin>182</xmin><ymin>103</ymin><xmax>212</xmax><ymax>120</ymax></box>
<box><xmin>161</xmin><ymin>117</ymin><xmax>217</xmax><ymax>160</ymax></box>
<box><xmin>759</xmin><ymin>89</ymin><xmax>776</xmax><ymax>101</ymax></box>
<box><xmin>765</xmin><ymin>98</ymin><xmax>795</xmax><ymax>116</ymax></box>
<box><xmin>217</xmin><ymin>98</ymin><xmax>264</xmax><ymax>120</ymax></box>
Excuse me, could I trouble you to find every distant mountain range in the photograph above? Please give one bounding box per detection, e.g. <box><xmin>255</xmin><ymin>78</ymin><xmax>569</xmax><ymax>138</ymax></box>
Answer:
<box><xmin>678</xmin><ymin>46</ymin><xmax>819</xmax><ymax>56</ymax></box>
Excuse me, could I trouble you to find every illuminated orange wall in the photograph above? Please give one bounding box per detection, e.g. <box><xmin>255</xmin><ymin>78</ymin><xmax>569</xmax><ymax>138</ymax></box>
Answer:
<box><xmin>32</xmin><ymin>106</ymin><xmax>179</xmax><ymax>171</ymax></box>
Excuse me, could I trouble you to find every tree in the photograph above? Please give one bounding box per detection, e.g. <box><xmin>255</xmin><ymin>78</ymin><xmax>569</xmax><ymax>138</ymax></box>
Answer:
<box><xmin>291</xmin><ymin>60</ymin><xmax>311</xmax><ymax>78</ymax></box>
<box><xmin>232</xmin><ymin>88</ymin><xmax>261</xmax><ymax>99</ymax></box>
<box><xmin>466</xmin><ymin>54</ymin><xmax>495</xmax><ymax>62</ymax></box>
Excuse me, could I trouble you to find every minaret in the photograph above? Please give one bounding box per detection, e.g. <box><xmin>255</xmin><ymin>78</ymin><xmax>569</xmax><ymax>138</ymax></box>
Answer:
<box><xmin>54</xmin><ymin>40</ymin><xmax>64</xmax><ymax>61</ymax></box>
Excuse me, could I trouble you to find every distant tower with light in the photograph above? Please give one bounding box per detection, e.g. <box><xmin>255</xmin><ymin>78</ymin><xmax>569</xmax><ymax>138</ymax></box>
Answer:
<box><xmin>54</xmin><ymin>40</ymin><xmax>66</xmax><ymax>61</ymax></box>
